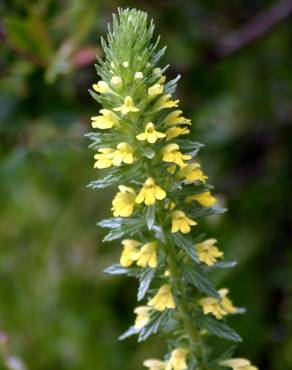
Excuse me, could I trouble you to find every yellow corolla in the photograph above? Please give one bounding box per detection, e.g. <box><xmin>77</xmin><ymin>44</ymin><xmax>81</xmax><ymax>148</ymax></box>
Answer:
<box><xmin>186</xmin><ymin>191</ymin><xmax>217</xmax><ymax>207</ymax></box>
<box><xmin>112</xmin><ymin>143</ymin><xmax>134</xmax><ymax>166</ymax></box>
<box><xmin>94</xmin><ymin>148</ymin><xmax>115</xmax><ymax>169</ymax></box>
<box><xmin>92</xmin><ymin>80</ymin><xmax>110</xmax><ymax>93</ymax></box>
<box><xmin>171</xmin><ymin>210</ymin><xmax>197</xmax><ymax>234</ymax></box>
<box><xmin>165</xmin><ymin>126</ymin><xmax>190</xmax><ymax>141</ymax></box>
<box><xmin>134</xmin><ymin>306</ymin><xmax>151</xmax><ymax>329</ymax></box>
<box><xmin>155</xmin><ymin>94</ymin><xmax>179</xmax><ymax>110</ymax></box>
<box><xmin>177</xmin><ymin>163</ymin><xmax>207</xmax><ymax>183</ymax></box>
<box><xmin>163</xmin><ymin>110</ymin><xmax>191</xmax><ymax>126</ymax></box>
<box><xmin>136</xmin><ymin>122</ymin><xmax>166</xmax><ymax>144</ymax></box>
<box><xmin>120</xmin><ymin>239</ymin><xmax>141</xmax><ymax>267</ymax></box>
<box><xmin>111</xmin><ymin>186</ymin><xmax>136</xmax><ymax>217</ymax></box>
<box><xmin>166</xmin><ymin>348</ymin><xmax>188</xmax><ymax>370</ymax></box>
<box><xmin>136</xmin><ymin>242</ymin><xmax>158</xmax><ymax>268</ymax></box>
<box><xmin>135</xmin><ymin>178</ymin><xmax>166</xmax><ymax>206</ymax></box>
<box><xmin>148</xmin><ymin>284</ymin><xmax>175</xmax><ymax>311</ymax></box>
<box><xmin>143</xmin><ymin>359</ymin><xmax>167</xmax><ymax>370</ymax></box>
<box><xmin>199</xmin><ymin>288</ymin><xmax>237</xmax><ymax>320</ymax></box>
<box><xmin>162</xmin><ymin>144</ymin><xmax>191</xmax><ymax>167</ymax></box>
<box><xmin>91</xmin><ymin>109</ymin><xmax>120</xmax><ymax>129</ymax></box>
<box><xmin>114</xmin><ymin>96</ymin><xmax>139</xmax><ymax>115</ymax></box>
<box><xmin>196</xmin><ymin>238</ymin><xmax>223</xmax><ymax>266</ymax></box>
<box><xmin>148</xmin><ymin>83</ymin><xmax>164</xmax><ymax>97</ymax></box>
<box><xmin>219</xmin><ymin>358</ymin><xmax>259</xmax><ymax>370</ymax></box>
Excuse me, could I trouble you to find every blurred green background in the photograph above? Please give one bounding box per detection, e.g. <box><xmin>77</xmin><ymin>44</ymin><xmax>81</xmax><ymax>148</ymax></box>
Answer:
<box><xmin>0</xmin><ymin>0</ymin><xmax>291</xmax><ymax>369</ymax></box>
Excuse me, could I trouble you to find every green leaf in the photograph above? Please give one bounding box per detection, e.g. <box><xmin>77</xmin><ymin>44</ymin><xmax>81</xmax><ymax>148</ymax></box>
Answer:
<box><xmin>138</xmin><ymin>310</ymin><xmax>171</xmax><ymax>342</ymax></box>
<box><xmin>88</xmin><ymin>163</ymin><xmax>143</xmax><ymax>189</ymax></box>
<box><xmin>137</xmin><ymin>268</ymin><xmax>155</xmax><ymax>301</ymax></box>
<box><xmin>187</xmin><ymin>206</ymin><xmax>227</xmax><ymax>220</ymax></box>
<box><xmin>170</xmin><ymin>233</ymin><xmax>199</xmax><ymax>263</ymax></box>
<box><xmin>196</xmin><ymin>313</ymin><xmax>242</xmax><ymax>342</ymax></box>
<box><xmin>119</xmin><ymin>326</ymin><xmax>140</xmax><ymax>340</ymax></box>
<box><xmin>203</xmin><ymin>261</ymin><xmax>237</xmax><ymax>272</ymax></box>
<box><xmin>104</xmin><ymin>264</ymin><xmax>129</xmax><ymax>275</ymax></box>
<box><xmin>207</xmin><ymin>345</ymin><xmax>237</xmax><ymax>368</ymax></box>
<box><xmin>180</xmin><ymin>263</ymin><xmax>219</xmax><ymax>298</ymax></box>
<box><xmin>98</xmin><ymin>218</ymin><xmax>146</xmax><ymax>242</ymax></box>
<box><xmin>146</xmin><ymin>205</ymin><xmax>156</xmax><ymax>230</ymax></box>
<box><xmin>175</xmin><ymin>139</ymin><xmax>204</xmax><ymax>155</ymax></box>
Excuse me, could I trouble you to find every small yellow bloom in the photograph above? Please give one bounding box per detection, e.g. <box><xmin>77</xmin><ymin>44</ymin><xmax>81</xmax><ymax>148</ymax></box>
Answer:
<box><xmin>136</xmin><ymin>242</ymin><xmax>158</xmax><ymax>268</ymax></box>
<box><xmin>219</xmin><ymin>358</ymin><xmax>259</xmax><ymax>370</ymax></box>
<box><xmin>112</xmin><ymin>143</ymin><xmax>134</xmax><ymax>166</ymax></box>
<box><xmin>91</xmin><ymin>109</ymin><xmax>120</xmax><ymax>129</ymax></box>
<box><xmin>162</xmin><ymin>144</ymin><xmax>191</xmax><ymax>168</ymax></box>
<box><xmin>152</xmin><ymin>67</ymin><xmax>162</xmax><ymax>76</ymax></box>
<box><xmin>177</xmin><ymin>164</ymin><xmax>207</xmax><ymax>183</ymax></box>
<box><xmin>148</xmin><ymin>83</ymin><xmax>163</xmax><ymax>97</ymax></box>
<box><xmin>135</xmin><ymin>178</ymin><xmax>166</xmax><ymax>206</ymax></box>
<box><xmin>114</xmin><ymin>96</ymin><xmax>139</xmax><ymax>115</ymax></box>
<box><xmin>199</xmin><ymin>288</ymin><xmax>237</xmax><ymax>320</ymax></box>
<box><xmin>110</xmin><ymin>75</ymin><xmax>123</xmax><ymax>88</ymax></box>
<box><xmin>155</xmin><ymin>94</ymin><xmax>179</xmax><ymax>110</ymax></box>
<box><xmin>92</xmin><ymin>81</ymin><xmax>110</xmax><ymax>93</ymax></box>
<box><xmin>219</xmin><ymin>288</ymin><xmax>237</xmax><ymax>314</ymax></box>
<box><xmin>120</xmin><ymin>239</ymin><xmax>141</xmax><ymax>267</ymax></box>
<box><xmin>163</xmin><ymin>110</ymin><xmax>191</xmax><ymax>126</ymax></box>
<box><xmin>143</xmin><ymin>359</ymin><xmax>167</xmax><ymax>370</ymax></box>
<box><xmin>196</xmin><ymin>238</ymin><xmax>223</xmax><ymax>266</ymax></box>
<box><xmin>166</xmin><ymin>348</ymin><xmax>188</xmax><ymax>370</ymax></box>
<box><xmin>166</xmin><ymin>126</ymin><xmax>190</xmax><ymax>141</ymax></box>
<box><xmin>94</xmin><ymin>148</ymin><xmax>115</xmax><ymax>169</ymax></box>
<box><xmin>148</xmin><ymin>284</ymin><xmax>176</xmax><ymax>311</ymax></box>
<box><xmin>134</xmin><ymin>306</ymin><xmax>151</xmax><ymax>329</ymax></box>
<box><xmin>186</xmin><ymin>191</ymin><xmax>217</xmax><ymax>207</ymax></box>
<box><xmin>112</xmin><ymin>186</ymin><xmax>136</xmax><ymax>217</ymax></box>
<box><xmin>171</xmin><ymin>210</ymin><xmax>197</xmax><ymax>234</ymax></box>
<box><xmin>134</xmin><ymin>71</ymin><xmax>144</xmax><ymax>80</ymax></box>
<box><xmin>136</xmin><ymin>122</ymin><xmax>166</xmax><ymax>144</ymax></box>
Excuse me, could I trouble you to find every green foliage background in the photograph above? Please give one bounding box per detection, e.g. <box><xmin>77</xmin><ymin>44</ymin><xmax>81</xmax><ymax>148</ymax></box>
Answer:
<box><xmin>0</xmin><ymin>1</ymin><xmax>291</xmax><ymax>369</ymax></box>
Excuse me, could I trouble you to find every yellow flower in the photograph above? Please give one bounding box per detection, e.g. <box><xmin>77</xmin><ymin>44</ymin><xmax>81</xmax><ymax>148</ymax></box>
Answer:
<box><xmin>135</xmin><ymin>178</ymin><xmax>166</xmax><ymax>206</ymax></box>
<box><xmin>148</xmin><ymin>284</ymin><xmax>175</xmax><ymax>311</ymax></box>
<box><xmin>166</xmin><ymin>348</ymin><xmax>188</xmax><ymax>370</ymax></box>
<box><xmin>219</xmin><ymin>288</ymin><xmax>237</xmax><ymax>315</ymax></box>
<box><xmin>136</xmin><ymin>122</ymin><xmax>166</xmax><ymax>144</ymax></box>
<box><xmin>110</xmin><ymin>75</ymin><xmax>123</xmax><ymax>88</ymax></box>
<box><xmin>199</xmin><ymin>288</ymin><xmax>237</xmax><ymax>320</ymax></box>
<box><xmin>112</xmin><ymin>186</ymin><xmax>136</xmax><ymax>217</ymax></box>
<box><xmin>171</xmin><ymin>210</ymin><xmax>197</xmax><ymax>234</ymax></box>
<box><xmin>143</xmin><ymin>359</ymin><xmax>167</xmax><ymax>370</ymax></box>
<box><xmin>94</xmin><ymin>148</ymin><xmax>115</xmax><ymax>169</ymax></box>
<box><xmin>219</xmin><ymin>358</ymin><xmax>259</xmax><ymax>370</ymax></box>
<box><xmin>196</xmin><ymin>238</ymin><xmax>223</xmax><ymax>266</ymax></box>
<box><xmin>155</xmin><ymin>94</ymin><xmax>179</xmax><ymax>110</ymax></box>
<box><xmin>134</xmin><ymin>306</ymin><xmax>151</xmax><ymax>329</ymax></box>
<box><xmin>114</xmin><ymin>96</ymin><xmax>139</xmax><ymax>115</ymax></box>
<box><xmin>91</xmin><ymin>109</ymin><xmax>120</xmax><ymax>129</ymax></box>
<box><xmin>165</xmin><ymin>126</ymin><xmax>190</xmax><ymax>141</ymax></box>
<box><xmin>92</xmin><ymin>80</ymin><xmax>110</xmax><ymax>93</ymax></box>
<box><xmin>177</xmin><ymin>164</ymin><xmax>207</xmax><ymax>183</ymax></box>
<box><xmin>120</xmin><ymin>239</ymin><xmax>141</xmax><ymax>267</ymax></box>
<box><xmin>186</xmin><ymin>191</ymin><xmax>217</xmax><ymax>207</ymax></box>
<box><xmin>136</xmin><ymin>242</ymin><xmax>158</xmax><ymax>268</ymax></box>
<box><xmin>148</xmin><ymin>83</ymin><xmax>163</xmax><ymax>97</ymax></box>
<box><xmin>162</xmin><ymin>144</ymin><xmax>191</xmax><ymax>167</ymax></box>
<box><xmin>112</xmin><ymin>143</ymin><xmax>134</xmax><ymax>166</ymax></box>
<box><xmin>163</xmin><ymin>110</ymin><xmax>191</xmax><ymax>126</ymax></box>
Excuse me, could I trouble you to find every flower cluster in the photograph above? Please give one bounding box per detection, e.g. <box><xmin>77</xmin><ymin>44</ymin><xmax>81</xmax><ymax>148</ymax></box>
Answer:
<box><xmin>87</xmin><ymin>8</ymin><xmax>259</xmax><ymax>370</ymax></box>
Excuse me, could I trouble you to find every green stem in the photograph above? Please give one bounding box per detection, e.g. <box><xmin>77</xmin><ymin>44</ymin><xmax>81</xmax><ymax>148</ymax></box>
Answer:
<box><xmin>159</xmin><ymin>223</ymin><xmax>207</xmax><ymax>369</ymax></box>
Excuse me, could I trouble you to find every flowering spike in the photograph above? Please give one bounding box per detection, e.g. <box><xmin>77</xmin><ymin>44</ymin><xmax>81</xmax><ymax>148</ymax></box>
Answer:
<box><xmin>88</xmin><ymin>8</ymin><xmax>259</xmax><ymax>370</ymax></box>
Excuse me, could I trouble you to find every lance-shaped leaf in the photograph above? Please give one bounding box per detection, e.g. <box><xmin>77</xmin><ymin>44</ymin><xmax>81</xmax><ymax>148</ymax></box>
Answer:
<box><xmin>98</xmin><ymin>218</ymin><xmax>146</xmax><ymax>241</ymax></box>
<box><xmin>196</xmin><ymin>312</ymin><xmax>242</xmax><ymax>342</ymax></box>
<box><xmin>138</xmin><ymin>310</ymin><xmax>171</xmax><ymax>342</ymax></box>
<box><xmin>170</xmin><ymin>233</ymin><xmax>199</xmax><ymax>263</ymax></box>
<box><xmin>137</xmin><ymin>267</ymin><xmax>156</xmax><ymax>301</ymax></box>
<box><xmin>146</xmin><ymin>205</ymin><xmax>156</xmax><ymax>230</ymax></box>
<box><xmin>180</xmin><ymin>263</ymin><xmax>219</xmax><ymax>298</ymax></box>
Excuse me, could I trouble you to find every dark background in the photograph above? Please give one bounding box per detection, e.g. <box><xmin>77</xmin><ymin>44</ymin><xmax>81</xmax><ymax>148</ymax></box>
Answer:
<box><xmin>0</xmin><ymin>1</ymin><xmax>292</xmax><ymax>369</ymax></box>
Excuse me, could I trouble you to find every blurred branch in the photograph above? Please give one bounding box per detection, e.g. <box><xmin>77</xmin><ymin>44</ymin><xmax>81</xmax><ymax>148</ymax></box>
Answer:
<box><xmin>214</xmin><ymin>0</ymin><xmax>292</xmax><ymax>58</ymax></box>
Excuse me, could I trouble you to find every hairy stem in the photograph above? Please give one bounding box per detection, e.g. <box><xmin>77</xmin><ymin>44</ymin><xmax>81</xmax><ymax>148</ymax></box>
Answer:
<box><xmin>159</xmin><ymin>223</ymin><xmax>207</xmax><ymax>369</ymax></box>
